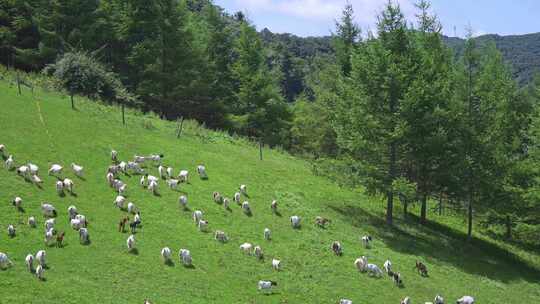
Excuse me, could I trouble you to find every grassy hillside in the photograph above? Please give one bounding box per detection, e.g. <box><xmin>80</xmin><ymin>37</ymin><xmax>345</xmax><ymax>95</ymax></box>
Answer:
<box><xmin>0</xmin><ymin>76</ymin><xmax>539</xmax><ymax>304</ymax></box>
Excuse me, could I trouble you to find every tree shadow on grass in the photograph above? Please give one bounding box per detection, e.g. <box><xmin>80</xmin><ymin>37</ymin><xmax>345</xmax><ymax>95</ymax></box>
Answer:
<box><xmin>329</xmin><ymin>204</ymin><xmax>540</xmax><ymax>283</ymax></box>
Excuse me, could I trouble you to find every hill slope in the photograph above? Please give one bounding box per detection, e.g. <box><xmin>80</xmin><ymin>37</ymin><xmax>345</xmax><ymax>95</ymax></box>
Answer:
<box><xmin>0</xmin><ymin>78</ymin><xmax>539</xmax><ymax>303</ymax></box>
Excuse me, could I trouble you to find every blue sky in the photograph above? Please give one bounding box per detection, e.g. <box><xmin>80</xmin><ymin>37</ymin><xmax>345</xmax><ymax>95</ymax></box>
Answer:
<box><xmin>214</xmin><ymin>0</ymin><xmax>540</xmax><ymax>38</ymax></box>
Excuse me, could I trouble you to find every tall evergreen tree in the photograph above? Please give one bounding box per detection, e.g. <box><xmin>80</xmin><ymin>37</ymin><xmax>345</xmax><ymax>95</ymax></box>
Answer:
<box><xmin>333</xmin><ymin>1</ymin><xmax>360</xmax><ymax>77</ymax></box>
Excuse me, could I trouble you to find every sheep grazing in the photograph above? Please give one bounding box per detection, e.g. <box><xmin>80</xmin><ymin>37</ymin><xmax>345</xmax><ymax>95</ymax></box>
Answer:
<box><xmin>70</xmin><ymin>218</ymin><xmax>83</xmax><ymax>230</ymax></box>
<box><xmin>240</xmin><ymin>242</ymin><xmax>253</xmax><ymax>255</ymax></box>
<box><xmin>0</xmin><ymin>144</ymin><xmax>5</xmax><ymax>157</ymax></box>
<box><xmin>166</xmin><ymin>167</ymin><xmax>173</xmax><ymax>178</ymax></box>
<box><xmin>161</xmin><ymin>247</ymin><xmax>172</xmax><ymax>263</ymax></box>
<box><xmin>140</xmin><ymin>175</ymin><xmax>146</xmax><ymax>188</ymax></box>
<box><xmin>108</xmin><ymin>165</ymin><xmax>121</xmax><ymax>176</ymax></box>
<box><xmin>0</xmin><ymin>252</ymin><xmax>13</xmax><ymax>269</ymax></box>
<box><xmin>366</xmin><ymin>263</ymin><xmax>383</xmax><ymax>277</ymax></box>
<box><xmin>118</xmin><ymin>216</ymin><xmax>129</xmax><ymax>232</ymax></box>
<box><xmin>36</xmin><ymin>250</ymin><xmax>46</xmax><ymax>267</ymax></box>
<box><xmin>178</xmin><ymin>170</ymin><xmax>189</xmax><ymax>183</ymax></box>
<box><xmin>45</xmin><ymin>218</ymin><xmax>56</xmax><ymax>231</ymax></box>
<box><xmin>12</xmin><ymin>196</ymin><xmax>23</xmax><ymax>209</ymax></box>
<box><xmin>354</xmin><ymin>256</ymin><xmax>368</xmax><ymax>272</ymax></box>
<box><xmin>192</xmin><ymin>210</ymin><xmax>203</xmax><ymax>223</ymax></box>
<box><xmin>25</xmin><ymin>254</ymin><xmax>34</xmax><ymax>272</ymax></box>
<box><xmin>233</xmin><ymin>192</ymin><xmax>241</xmax><ymax>204</ymax></box>
<box><xmin>179</xmin><ymin>249</ymin><xmax>192</xmax><ymax>266</ymax></box>
<box><xmin>392</xmin><ymin>272</ymin><xmax>403</xmax><ymax>286</ymax></box>
<box><xmin>106</xmin><ymin>172</ymin><xmax>114</xmax><ymax>186</ymax></box>
<box><xmin>253</xmin><ymin>246</ymin><xmax>263</xmax><ymax>260</ymax></box>
<box><xmin>340</xmin><ymin>300</ymin><xmax>353</xmax><ymax>304</ymax></box>
<box><xmin>63</xmin><ymin>178</ymin><xmax>74</xmax><ymax>193</ymax></box>
<box><xmin>114</xmin><ymin>195</ymin><xmax>127</xmax><ymax>209</ymax></box>
<box><xmin>383</xmin><ymin>259</ymin><xmax>392</xmax><ymax>274</ymax></box>
<box><xmin>31</xmin><ymin>174</ymin><xmax>43</xmax><ymax>185</ymax></box>
<box><xmin>79</xmin><ymin>228</ymin><xmax>89</xmax><ymax>244</ymax></box>
<box><xmin>56</xmin><ymin>231</ymin><xmax>65</xmax><ymax>247</ymax></box>
<box><xmin>119</xmin><ymin>161</ymin><xmax>127</xmax><ymax>174</ymax></box>
<box><xmin>35</xmin><ymin>264</ymin><xmax>44</xmax><ymax>280</ymax></box>
<box><xmin>28</xmin><ymin>216</ymin><xmax>37</xmax><ymax>228</ymax></box>
<box><xmin>17</xmin><ymin>165</ymin><xmax>30</xmax><ymax>178</ymax></box>
<box><xmin>242</xmin><ymin>201</ymin><xmax>251</xmax><ymax>214</ymax></box>
<box><xmin>213</xmin><ymin>191</ymin><xmax>222</xmax><ymax>203</ymax></box>
<box><xmin>127</xmin><ymin>234</ymin><xmax>136</xmax><ymax>251</ymax></box>
<box><xmin>127</xmin><ymin>202</ymin><xmax>138</xmax><ymax>214</ymax></box>
<box><xmin>7</xmin><ymin>224</ymin><xmax>16</xmax><ymax>237</ymax></box>
<box><xmin>290</xmin><ymin>216</ymin><xmax>301</xmax><ymax>229</ymax></box>
<box><xmin>272</xmin><ymin>258</ymin><xmax>281</xmax><ymax>271</ymax></box>
<box><xmin>257</xmin><ymin>280</ymin><xmax>277</xmax><ymax>292</ymax></box>
<box><xmin>456</xmin><ymin>296</ymin><xmax>474</xmax><ymax>304</ymax></box>
<box><xmin>48</xmin><ymin>164</ymin><xmax>63</xmax><ymax>176</ymax></box>
<box><xmin>149</xmin><ymin>154</ymin><xmax>163</xmax><ymax>164</ymax></box>
<box><xmin>361</xmin><ymin>235</ymin><xmax>372</xmax><ymax>248</ymax></box>
<box><xmin>198</xmin><ymin>220</ymin><xmax>209</xmax><ymax>232</ymax></box>
<box><xmin>271</xmin><ymin>200</ymin><xmax>278</xmax><ymax>213</ymax></box>
<box><xmin>315</xmin><ymin>216</ymin><xmax>331</xmax><ymax>228</ymax></box>
<box><xmin>147</xmin><ymin>174</ymin><xmax>158</xmax><ymax>183</ymax></box>
<box><xmin>111</xmin><ymin>150</ymin><xmax>118</xmax><ymax>163</ymax></box>
<box><xmin>178</xmin><ymin>195</ymin><xmax>188</xmax><ymax>210</ymax></box>
<box><xmin>118</xmin><ymin>183</ymin><xmax>127</xmax><ymax>196</ymax></box>
<box><xmin>134</xmin><ymin>155</ymin><xmax>147</xmax><ymax>164</ymax></box>
<box><xmin>112</xmin><ymin>179</ymin><xmax>125</xmax><ymax>192</ymax></box>
<box><xmin>56</xmin><ymin>181</ymin><xmax>64</xmax><ymax>195</ymax></box>
<box><xmin>167</xmin><ymin>178</ymin><xmax>180</xmax><ymax>190</ymax></box>
<box><xmin>127</xmin><ymin>161</ymin><xmax>144</xmax><ymax>174</ymax></box>
<box><xmin>75</xmin><ymin>214</ymin><xmax>87</xmax><ymax>227</ymax></box>
<box><xmin>415</xmin><ymin>261</ymin><xmax>428</xmax><ymax>277</ymax></box>
<box><xmin>71</xmin><ymin>163</ymin><xmax>84</xmax><ymax>177</ymax></box>
<box><xmin>239</xmin><ymin>184</ymin><xmax>247</xmax><ymax>196</ymax></box>
<box><xmin>148</xmin><ymin>180</ymin><xmax>159</xmax><ymax>195</ymax></box>
<box><xmin>197</xmin><ymin>165</ymin><xmax>207</xmax><ymax>179</ymax></box>
<box><xmin>158</xmin><ymin>165</ymin><xmax>166</xmax><ymax>179</ymax></box>
<box><xmin>68</xmin><ymin>205</ymin><xmax>78</xmax><ymax>220</ymax></box>
<box><xmin>331</xmin><ymin>241</ymin><xmax>342</xmax><ymax>256</ymax></box>
<box><xmin>223</xmin><ymin>198</ymin><xmax>230</xmax><ymax>209</ymax></box>
<box><xmin>28</xmin><ymin>163</ymin><xmax>39</xmax><ymax>175</ymax></box>
<box><xmin>434</xmin><ymin>295</ymin><xmax>444</xmax><ymax>304</ymax></box>
<box><xmin>131</xmin><ymin>213</ymin><xmax>142</xmax><ymax>233</ymax></box>
<box><xmin>401</xmin><ymin>297</ymin><xmax>411</xmax><ymax>304</ymax></box>
<box><xmin>41</xmin><ymin>203</ymin><xmax>57</xmax><ymax>217</ymax></box>
<box><xmin>44</xmin><ymin>228</ymin><xmax>55</xmax><ymax>246</ymax></box>
<box><xmin>4</xmin><ymin>155</ymin><xmax>14</xmax><ymax>170</ymax></box>
<box><xmin>264</xmin><ymin>228</ymin><xmax>271</xmax><ymax>240</ymax></box>
<box><xmin>214</xmin><ymin>230</ymin><xmax>228</xmax><ymax>243</ymax></box>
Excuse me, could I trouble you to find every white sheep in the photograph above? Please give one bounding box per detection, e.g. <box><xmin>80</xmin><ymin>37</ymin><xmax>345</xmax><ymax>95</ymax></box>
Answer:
<box><xmin>28</xmin><ymin>216</ymin><xmax>37</xmax><ymax>228</ymax></box>
<box><xmin>0</xmin><ymin>252</ymin><xmax>13</xmax><ymax>269</ymax></box>
<box><xmin>192</xmin><ymin>210</ymin><xmax>203</xmax><ymax>223</ymax></box>
<box><xmin>76</xmin><ymin>214</ymin><xmax>87</xmax><ymax>227</ymax></box>
<box><xmin>41</xmin><ymin>203</ymin><xmax>57</xmax><ymax>217</ymax></box>
<box><xmin>12</xmin><ymin>196</ymin><xmax>22</xmax><ymax>209</ymax></box>
<box><xmin>214</xmin><ymin>230</ymin><xmax>228</xmax><ymax>242</ymax></box>
<box><xmin>167</xmin><ymin>178</ymin><xmax>180</xmax><ymax>190</ymax></box>
<box><xmin>7</xmin><ymin>224</ymin><xmax>15</xmax><ymax>237</ymax></box>
<box><xmin>179</xmin><ymin>195</ymin><xmax>188</xmax><ymax>209</ymax></box>
<box><xmin>134</xmin><ymin>155</ymin><xmax>147</xmax><ymax>164</ymax></box>
<box><xmin>25</xmin><ymin>254</ymin><xmax>34</xmax><ymax>272</ymax></box>
<box><xmin>70</xmin><ymin>218</ymin><xmax>83</xmax><ymax>230</ymax></box>
<box><xmin>178</xmin><ymin>170</ymin><xmax>189</xmax><ymax>183</ymax></box>
<box><xmin>36</xmin><ymin>250</ymin><xmax>46</xmax><ymax>266</ymax></box>
<box><xmin>31</xmin><ymin>174</ymin><xmax>43</xmax><ymax>185</ymax></box>
<box><xmin>35</xmin><ymin>264</ymin><xmax>44</xmax><ymax>280</ymax></box>
<box><xmin>4</xmin><ymin>155</ymin><xmax>14</xmax><ymax>170</ymax></box>
<box><xmin>361</xmin><ymin>235</ymin><xmax>372</xmax><ymax>248</ymax></box>
<box><xmin>340</xmin><ymin>300</ymin><xmax>353</xmax><ymax>304</ymax></box>
<box><xmin>166</xmin><ymin>167</ymin><xmax>173</xmax><ymax>178</ymax></box>
<box><xmin>17</xmin><ymin>165</ymin><xmax>30</xmax><ymax>178</ymax></box>
<box><xmin>158</xmin><ymin>165</ymin><xmax>166</xmax><ymax>179</ymax></box>
<box><xmin>79</xmin><ymin>228</ymin><xmax>89</xmax><ymax>244</ymax></box>
<box><xmin>48</xmin><ymin>164</ymin><xmax>63</xmax><ymax>176</ymax></box>
<box><xmin>383</xmin><ymin>259</ymin><xmax>392</xmax><ymax>274</ymax></box>
<box><xmin>111</xmin><ymin>150</ymin><xmax>118</xmax><ymax>162</ymax></box>
<box><xmin>233</xmin><ymin>192</ymin><xmax>241</xmax><ymax>204</ymax></box>
<box><xmin>213</xmin><ymin>191</ymin><xmax>222</xmax><ymax>203</ymax></box>
<box><xmin>127</xmin><ymin>202</ymin><xmax>138</xmax><ymax>214</ymax></box>
<box><xmin>149</xmin><ymin>154</ymin><xmax>163</xmax><ymax>164</ymax></box>
<box><xmin>258</xmin><ymin>280</ymin><xmax>277</xmax><ymax>292</ymax></box>
<box><xmin>434</xmin><ymin>295</ymin><xmax>444</xmax><ymax>304</ymax></box>
<box><xmin>44</xmin><ymin>228</ymin><xmax>55</xmax><ymax>246</ymax></box>
<box><xmin>331</xmin><ymin>241</ymin><xmax>342</xmax><ymax>256</ymax></box>
<box><xmin>161</xmin><ymin>247</ymin><xmax>172</xmax><ymax>263</ymax></box>
<box><xmin>140</xmin><ymin>175</ymin><xmax>147</xmax><ymax>187</ymax></box>
<box><xmin>272</xmin><ymin>258</ymin><xmax>281</xmax><ymax>271</ymax></box>
<box><xmin>242</xmin><ymin>201</ymin><xmax>251</xmax><ymax>214</ymax></box>
<box><xmin>223</xmin><ymin>198</ymin><xmax>230</xmax><ymax>209</ymax></box>
<box><xmin>264</xmin><ymin>228</ymin><xmax>271</xmax><ymax>240</ymax></box>
<box><xmin>148</xmin><ymin>180</ymin><xmax>158</xmax><ymax>195</ymax></box>
<box><xmin>127</xmin><ymin>161</ymin><xmax>143</xmax><ymax>174</ymax></box>
<box><xmin>198</xmin><ymin>220</ymin><xmax>209</xmax><ymax>232</ymax></box>
<box><xmin>68</xmin><ymin>205</ymin><xmax>78</xmax><ymax>219</ymax></box>
<box><xmin>240</xmin><ymin>184</ymin><xmax>247</xmax><ymax>195</ymax></box>
<box><xmin>0</xmin><ymin>144</ymin><xmax>5</xmax><ymax>156</ymax></box>
<box><xmin>71</xmin><ymin>163</ymin><xmax>84</xmax><ymax>177</ymax></box>
<box><xmin>114</xmin><ymin>195</ymin><xmax>127</xmax><ymax>209</ymax></box>
<box><xmin>127</xmin><ymin>234</ymin><xmax>136</xmax><ymax>251</ymax></box>
<box><xmin>108</xmin><ymin>164</ymin><xmax>121</xmax><ymax>176</ymax></box>
<box><xmin>56</xmin><ymin>180</ymin><xmax>64</xmax><ymax>194</ymax></box>
<box><xmin>28</xmin><ymin>163</ymin><xmax>39</xmax><ymax>175</ymax></box>
<box><xmin>354</xmin><ymin>256</ymin><xmax>368</xmax><ymax>272</ymax></box>
<box><xmin>271</xmin><ymin>200</ymin><xmax>278</xmax><ymax>213</ymax></box>
<box><xmin>106</xmin><ymin>172</ymin><xmax>114</xmax><ymax>186</ymax></box>
<box><xmin>290</xmin><ymin>216</ymin><xmax>301</xmax><ymax>229</ymax></box>
<box><xmin>401</xmin><ymin>297</ymin><xmax>411</xmax><ymax>304</ymax></box>
<box><xmin>253</xmin><ymin>246</ymin><xmax>263</xmax><ymax>259</ymax></box>
<box><xmin>179</xmin><ymin>249</ymin><xmax>192</xmax><ymax>266</ymax></box>
<box><xmin>456</xmin><ymin>296</ymin><xmax>474</xmax><ymax>304</ymax></box>
<box><xmin>63</xmin><ymin>178</ymin><xmax>74</xmax><ymax>193</ymax></box>
<box><xmin>240</xmin><ymin>242</ymin><xmax>252</xmax><ymax>255</ymax></box>
<box><xmin>119</xmin><ymin>161</ymin><xmax>127</xmax><ymax>173</ymax></box>
<box><xmin>366</xmin><ymin>263</ymin><xmax>383</xmax><ymax>277</ymax></box>
<box><xmin>45</xmin><ymin>218</ymin><xmax>55</xmax><ymax>231</ymax></box>
<box><xmin>197</xmin><ymin>165</ymin><xmax>207</xmax><ymax>179</ymax></box>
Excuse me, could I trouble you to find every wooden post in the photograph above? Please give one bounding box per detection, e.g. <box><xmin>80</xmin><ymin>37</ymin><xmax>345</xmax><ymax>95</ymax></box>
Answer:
<box><xmin>259</xmin><ymin>140</ymin><xmax>263</xmax><ymax>160</ymax></box>
<box><xmin>70</xmin><ymin>94</ymin><xmax>74</xmax><ymax>109</ymax></box>
<box><xmin>121</xmin><ymin>103</ymin><xmax>125</xmax><ymax>125</ymax></box>
<box><xmin>16</xmin><ymin>72</ymin><xmax>21</xmax><ymax>95</ymax></box>
<box><xmin>176</xmin><ymin>116</ymin><xmax>184</xmax><ymax>138</ymax></box>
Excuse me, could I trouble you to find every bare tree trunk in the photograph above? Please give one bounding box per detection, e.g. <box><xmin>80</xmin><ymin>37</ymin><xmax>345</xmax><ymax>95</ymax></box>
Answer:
<box><xmin>467</xmin><ymin>191</ymin><xmax>473</xmax><ymax>241</ymax></box>
<box><xmin>438</xmin><ymin>192</ymin><xmax>443</xmax><ymax>216</ymax></box>
<box><xmin>420</xmin><ymin>194</ymin><xmax>427</xmax><ymax>225</ymax></box>
<box><xmin>70</xmin><ymin>94</ymin><xmax>74</xmax><ymax>109</ymax></box>
<box><xmin>122</xmin><ymin>104</ymin><xmax>125</xmax><ymax>125</ymax></box>
<box><xmin>387</xmin><ymin>141</ymin><xmax>396</xmax><ymax>225</ymax></box>
<box><xmin>259</xmin><ymin>141</ymin><xmax>263</xmax><ymax>160</ymax></box>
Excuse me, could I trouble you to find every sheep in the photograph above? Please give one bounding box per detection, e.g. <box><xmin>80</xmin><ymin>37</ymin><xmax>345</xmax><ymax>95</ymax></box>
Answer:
<box><xmin>28</xmin><ymin>216</ymin><xmax>37</xmax><ymax>228</ymax></box>
<box><xmin>25</xmin><ymin>254</ymin><xmax>34</xmax><ymax>272</ymax></box>
<box><xmin>213</xmin><ymin>191</ymin><xmax>222</xmax><ymax>203</ymax></box>
<box><xmin>131</xmin><ymin>213</ymin><xmax>142</xmax><ymax>233</ymax></box>
<box><xmin>315</xmin><ymin>216</ymin><xmax>331</xmax><ymax>228</ymax></box>
<box><xmin>178</xmin><ymin>170</ymin><xmax>189</xmax><ymax>183</ymax></box>
<box><xmin>383</xmin><ymin>259</ymin><xmax>392</xmax><ymax>274</ymax></box>
<box><xmin>36</xmin><ymin>250</ymin><xmax>46</xmax><ymax>267</ymax></box>
<box><xmin>127</xmin><ymin>202</ymin><xmax>138</xmax><ymax>214</ymax></box>
<box><xmin>271</xmin><ymin>200</ymin><xmax>278</xmax><ymax>213</ymax></box>
<box><xmin>119</xmin><ymin>183</ymin><xmax>129</xmax><ymax>196</ymax></box>
<box><xmin>68</xmin><ymin>205</ymin><xmax>78</xmax><ymax>220</ymax></box>
<box><xmin>240</xmin><ymin>243</ymin><xmax>253</xmax><ymax>255</ymax></box>
<box><xmin>114</xmin><ymin>195</ymin><xmax>127</xmax><ymax>209</ymax></box>
<box><xmin>415</xmin><ymin>261</ymin><xmax>428</xmax><ymax>277</ymax></box>
<box><xmin>35</xmin><ymin>264</ymin><xmax>44</xmax><ymax>280</ymax></box>
<box><xmin>0</xmin><ymin>144</ymin><xmax>5</xmax><ymax>157</ymax></box>
<box><xmin>44</xmin><ymin>228</ymin><xmax>55</xmax><ymax>246</ymax></box>
<box><xmin>127</xmin><ymin>161</ymin><xmax>144</xmax><ymax>174</ymax></box>
<box><xmin>118</xmin><ymin>216</ymin><xmax>129</xmax><ymax>233</ymax></box>
<box><xmin>79</xmin><ymin>228</ymin><xmax>89</xmax><ymax>244</ymax></box>
<box><xmin>233</xmin><ymin>192</ymin><xmax>241</xmax><ymax>204</ymax></box>
<box><xmin>12</xmin><ymin>196</ymin><xmax>22</xmax><ymax>209</ymax></box>
<box><xmin>339</xmin><ymin>300</ymin><xmax>353</xmax><ymax>304</ymax></box>
<box><xmin>272</xmin><ymin>258</ymin><xmax>281</xmax><ymax>271</ymax></box>
<box><xmin>148</xmin><ymin>180</ymin><xmax>158</xmax><ymax>195</ymax></box>
<box><xmin>134</xmin><ymin>155</ymin><xmax>147</xmax><ymax>164</ymax></box>
<box><xmin>239</xmin><ymin>184</ymin><xmax>247</xmax><ymax>196</ymax></box>
<box><xmin>161</xmin><ymin>247</ymin><xmax>172</xmax><ymax>263</ymax></box>
<box><xmin>456</xmin><ymin>296</ymin><xmax>474</xmax><ymax>304</ymax></box>
<box><xmin>7</xmin><ymin>224</ymin><xmax>15</xmax><ymax>237</ymax></box>
<box><xmin>56</xmin><ymin>231</ymin><xmax>65</xmax><ymax>247</ymax></box>
<box><xmin>63</xmin><ymin>178</ymin><xmax>74</xmax><ymax>193</ymax></box>
<box><xmin>4</xmin><ymin>154</ymin><xmax>14</xmax><ymax>169</ymax></box>
<box><xmin>127</xmin><ymin>234</ymin><xmax>136</xmax><ymax>251</ymax></box>
<box><xmin>17</xmin><ymin>165</ymin><xmax>30</xmax><ymax>178</ymax></box>
<box><xmin>45</xmin><ymin>218</ymin><xmax>55</xmax><ymax>231</ymax></box>
<box><xmin>264</xmin><ymin>228</ymin><xmax>271</xmax><ymax>240</ymax></box>
<box><xmin>253</xmin><ymin>245</ymin><xmax>263</xmax><ymax>260</ymax></box>
<box><xmin>75</xmin><ymin>214</ymin><xmax>87</xmax><ymax>227</ymax></box>
<box><xmin>0</xmin><ymin>252</ymin><xmax>13</xmax><ymax>269</ymax></box>
<box><xmin>366</xmin><ymin>263</ymin><xmax>383</xmax><ymax>277</ymax></box>
<box><xmin>70</xmin><ymin>218</ymin><xmax>83</xmax><ymax>230</ymax></box>
<box><xmin>48</xmin><ymin>164</ymin><xmax>63</xmax><ymax>176</ymax></box>
<box><xmin>197</xmin><ymin>165</ymin><xmax>207</xmax><ymax>179</ymax></box>
<box><xmin>166</xmin><ymin>167</ymin><xmax>173</xmax><ymax>178</ymax></box>
<box><xmin>140</xmin><ymin>175</ymin><xmax>146</xmax><ymax>188</ymax></box>
<box><xmin>56</xmin><ymin>180</ymin><xmax>64</xmax><ymax>194</ymax></box>
<box><xmin>112</xmin><ymin>179</ymin><xmax>124</xmax><ymax>192</ymax></box>
<box><xmin>223</xmin><ymin>198</ymin><xmax>230</xmax><ymax>209</ymax></box>
<box><xmin>179</xmin><ymin>195</ymin><xmax>188</xmax><ymax>210</ymax></box>
<box><xmin>28</xmin><ymin>163</ymin><xmax>39</xmax><ymax>175</ymax></box>
<box><xmin>179</xmin><ymin>249</ymin><xmax>192</xmax><ymax>266</ymax></box>
<box><xmin>111</xmin><ymin>150</ymin><xmax>118</xmax><ymax>163</ymax></box>
<box><xmin>257</xmin><ymin>280</ymin><xmax>277</xmax><ymax>292</ymax></box>
<box><xmin>198</xmin><ymin>220</ymin><xmax>209</xmax><ymax>232</ymax></box>
<box><xmin>119</xmin><ymin>161</ymin><xmax>127</xmax><ymax>174</ymax></box>
<box><xmin>149</xmin><ymin>154</ymin><xmax>163</xmax><ymax>164</ymax></box>
<box><xmin>401</xmin><ymin>297</ymin><xmax>411</xmax><ymax>304</ymax></box>
<box><xmin>192</xmin><ymin>210</ymin><xmax>203</xmax><ymax>223</ymax></box>
<box><xmin>290</xmin><ymin>215</ymin><xmax>301</xmax><ymax>229</ymax></box>
<box><xmin>392</xmin><ymin>272</ymin><xmax>403</xmax><ymax>286</ymax></box>
<box><xmin>214</xmin><ymin>230</ymin><xmax>228</xmax><ymax>242</ymax></box>
<box><xmin>361</xmin><ymin>235</ymin><xmax>372</xmax><ymax>248</ymax></box>
<box><xmin>31</xmin><ymin>174</ymin><xmax>43</xmax><ymax>185</ymax></box>
<box><xmin>106</xmin><ymin>172</ymin><xmax>114</xmax><ymax>186</ymax></box>
<box><xmin>242</xmin><ymin>201</ymin><xmax>251</xmax><ymax>214</ymax></box>
<box><xmin>434</xmin><ymin>295</ymin><xmax>444</xmax><ymax>304</ymax></box>
<box><xmin>158</xmin><ymin>165</ymin><xmax>166</xmax><ymax>179</ymax></box>
<box><xmin>167</xmin><ymin>178</ymin><xmax>180</xmax><ymax>190</ymax></box>
<box><xmin>354</xmin><ymin>256</ymin><xmax>368</xmax><ymax>272</ymax></box>
<box><xmin>71</xmin><ymin>163</ymin><xmax>84</xmax><ymax>177</ymax></box>
<box><xmin>331</xmin><ymin>241</ymin><xmax>342</xmax><ymax>256</ymax></box>
<box><xmin>108</xmin><ymin>165</ymin><xmax>121</xmax><ymax>176</ymax></box>
<box><xmin>41</xmin><ymin>203</ymin><xmax>57</xmax><ymax>217</ymax></box>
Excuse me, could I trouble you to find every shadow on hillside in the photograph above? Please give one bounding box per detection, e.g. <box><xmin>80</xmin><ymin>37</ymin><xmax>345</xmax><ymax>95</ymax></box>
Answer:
<box><xmin>329</xmin><ymin>204</ymin><xmax>540</xmax><ymax>283</ymax></box>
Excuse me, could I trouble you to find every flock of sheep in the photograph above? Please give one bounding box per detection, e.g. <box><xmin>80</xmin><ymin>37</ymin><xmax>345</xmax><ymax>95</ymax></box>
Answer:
<box><xmin>0</xmin><ymin>143</ymin><xmax>475</xmax><ymax>304</ymax></box>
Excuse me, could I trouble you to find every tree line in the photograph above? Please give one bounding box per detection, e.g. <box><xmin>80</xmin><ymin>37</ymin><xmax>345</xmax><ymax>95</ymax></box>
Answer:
<box><xmin>1</xmin><ymin>0</ymin><xmax>539</xmax><ymax>244</ymax></box>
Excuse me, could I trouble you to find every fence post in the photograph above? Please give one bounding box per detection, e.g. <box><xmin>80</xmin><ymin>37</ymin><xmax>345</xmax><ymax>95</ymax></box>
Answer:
<box><xmin>259</xmin><ymin>140</ymin><xmax>263</xmax><ymax>161</ymax></box>
<box><xmin>176</xmin><ymin>116</ymin><xmax>184</xmax><ymax>138</ymax></box>
<box><xmin>16</xmin><ymin>72</ymin><xmax>21</xmax><ymax>95</ymax></box>
<box><xmin>121</xmin><ymin>103</ymin><xmax>125</xmax><ymax>125</ymax></box>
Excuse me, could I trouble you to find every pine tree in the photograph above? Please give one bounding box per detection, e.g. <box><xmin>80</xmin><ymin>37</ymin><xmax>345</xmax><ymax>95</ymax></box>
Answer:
<box><xmin>333</xmin><ymin>2</ymin><xmax>360</xmax><ymax>77</ymax></box>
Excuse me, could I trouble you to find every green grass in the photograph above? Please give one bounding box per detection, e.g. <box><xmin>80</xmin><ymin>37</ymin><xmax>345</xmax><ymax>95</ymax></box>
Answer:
<box><xmin>1</xmin><ymin>76</ymin><xmax>539</xmax><ymax>304</ymax></box>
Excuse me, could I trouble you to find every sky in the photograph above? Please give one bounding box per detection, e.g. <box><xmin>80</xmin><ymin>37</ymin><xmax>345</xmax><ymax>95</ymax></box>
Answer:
<box><xmin>213</xmin><ymin>0</ymin><xmax>540</xmax><ymax>38</ymax></box>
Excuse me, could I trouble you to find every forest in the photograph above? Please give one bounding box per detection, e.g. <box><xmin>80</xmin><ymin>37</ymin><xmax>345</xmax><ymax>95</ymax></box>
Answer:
<box><xmin>1</xmin><ymin>0</ymin><xmax>540</xmax><ymax>247</ymax></box>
